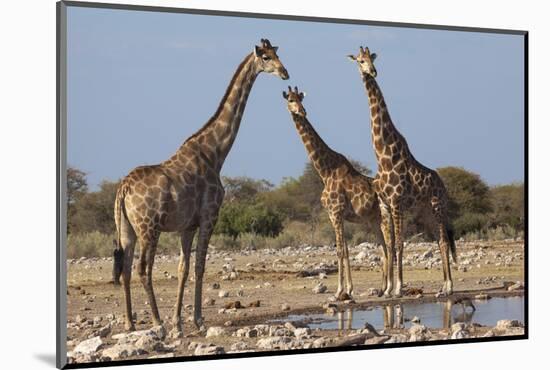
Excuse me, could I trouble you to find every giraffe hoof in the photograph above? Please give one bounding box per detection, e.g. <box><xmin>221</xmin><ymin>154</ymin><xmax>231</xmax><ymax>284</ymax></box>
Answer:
<box><xmin>393</xmin><ymin>293</ymin><xmax>402</xmax><ymax>298</ymax></box>
<box><xmin>168</xmin><ymin>328</ymin><xmax>183</xmax><ymax>339</ymax></box>
<box><xmin>194</xmin><ymin>317</ymin><xmax>205</xmax><ymax>330</ymax></box>
<box><xmin>337</xmin><ymin>292</ymin><xmax>352</xmax><ymax>301</ymax></box>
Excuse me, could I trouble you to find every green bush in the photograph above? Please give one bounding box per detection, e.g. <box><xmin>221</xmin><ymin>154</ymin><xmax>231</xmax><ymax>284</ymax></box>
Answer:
<box><xmin>215</xmin><ymin>202</ymin><xmax>284</xmax><ymax>240</ymax></box>
<box><xmin>69</xmin><ymin>180</ymin><xmax>119</xmax><ymax>234</ymax></box>
<box><xmin>463</xmin><ymin>225</ymin><xmax>523</xmax><ymax>242</ymax></box>
<box><xmin>452</xmin><ymin>212</ymin><xmax>490</xmax><ymax>237</ymax></box>
<box><xmin>489</xmin><ymin>183</ymin><xmax>524</xmax><ymax>230</ymax></box>
<box><xmin>67</xmin><ymin>231</ymin><xmax>115</xmax><ymax>258</ymax></box>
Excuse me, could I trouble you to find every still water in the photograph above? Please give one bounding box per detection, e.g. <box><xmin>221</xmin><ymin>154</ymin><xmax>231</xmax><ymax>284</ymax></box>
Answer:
<box><xmin>278</xmin><ymin>297</ymin><xmax>524</xmax><ymax>330</ymax></box>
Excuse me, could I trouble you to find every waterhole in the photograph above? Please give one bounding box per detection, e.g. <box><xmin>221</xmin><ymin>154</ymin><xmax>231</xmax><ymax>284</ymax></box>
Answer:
<box><xmin>277</xmin><ymin>297</ymin><xmax>524</xmax><ymax>330</ymax></box>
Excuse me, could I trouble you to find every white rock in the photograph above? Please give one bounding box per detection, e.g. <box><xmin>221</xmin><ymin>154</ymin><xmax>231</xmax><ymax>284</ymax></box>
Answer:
<box><xmin>254</xmin><ymin>324</ymin><xmax>270</xmax><ymax>336</ymax></box>
<box><xmin>385</xmin><ymin>334</ymin><xmax>408</xmax><ymax>343</ymax></box>
<box><xmin>73</xmin><ymin>336</ymin><xmax>103</xmax><ymax>355</ymax></box>
<box><xmin>312</xmin><ymin>283</ymin><xmax>327</xmax><ymax>294</ymax></box>
<box><xmin>508</xmin><ymin>282</ymin><xmax>524</xmax><ymax>291</ymax></box>
<box><xmin>256</xmin><ymin>336</ymin><xmax>293</xmax><ymax>350</ymax></box>
<box><xmin>194</xmin><ymin>344</ymin><xmax>225</xmax><ymax>356</ymax></box>
<box><xmin>206</xmin><ymin>326</ymin><xmax>227</xmax><ymax>338</ymax></box>
<box><xmin>230</xmin><ymin>341</ymin><xmax>249</xmax><ymax>352</ymax></box>
<box><xmin>312</xmin><ymin>337</ymin><xmax>332</xmax><ymax>348</ymax></box>
<box><xmin>422</xmin><ymin>250</ymin><xmax>434</xmax><ymax>260</ymax></box>
<box><xmin>101</xmin><ymin>344</ymin><xmax>145</xmax><ymax>360</ymax></box>
<box><xmin>451</xmin><ymin>330</ymin><xmax>469</xmax><ymax>339</ymax></box>
<box><xmin>409</xmin><ymin>324</ymin><xmax>428</xmax><ymax>342</ymax></box>
<box><xmin>496</xmin><ymin>320</ymin><xmax>523</xmax><ymax>330</ymax></box>
<box><xmin>218</xmin><ymin>290</ymin><xmax>229</xmax><ymax>298</ymax></box>
<box><xmin>354</xmin><ymin>251</ymin><xmax>368</xmax><ymax>261</ymax></box>
<box><xmin>294</xmin><ymin>327</ymin><xmax>312</xmax><ymax>339</ymax></box>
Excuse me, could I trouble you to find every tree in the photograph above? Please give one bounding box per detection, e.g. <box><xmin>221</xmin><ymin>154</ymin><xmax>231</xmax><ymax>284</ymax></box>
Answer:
<box><xmin>67</xmin><ymin>167</ymin><xmax>88</xmax><ymax>205</ymax></box>
<box><xmin>348</xmin><ymin>158</ymin><xmax>372</xmax><ymax>177</ymax></box>
<box><xmin>70</xmin><ymin>180</ymin><xmax>119</xmax><ymax>234</ymax></box>
<box><xmin>437</xmin><ymin>166</ymin><xmax>492</xmax><ymax>236</ymax></box>
<box><xmin>67</xmin><ymin>167</ymin><xmax>88</xmax><ymax>233</ymax></box>
<box><xmin>222</xmin><ymin>176</ymin><xmax>273</xmax><ymax>203</ymax></box>
<box><xmin>489</xmin><ymin>183</ymin><xmax>524</xmax><ymax>230</ymax></box>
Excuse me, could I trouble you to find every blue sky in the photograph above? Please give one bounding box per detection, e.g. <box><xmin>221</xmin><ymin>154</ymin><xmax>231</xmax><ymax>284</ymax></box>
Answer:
<box><xmin>67</xmin><ymin>6</ymin><xmax>524</xmax><ymax>190</ymax></box>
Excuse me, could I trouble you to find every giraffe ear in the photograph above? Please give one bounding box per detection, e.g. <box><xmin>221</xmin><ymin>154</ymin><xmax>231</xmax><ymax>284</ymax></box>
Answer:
<box><xmin>371</xmin><ymin>53</ymin><xmax>377</xmax><ymax>61</ymax></box>
<box><xmin>347</xmin><ymin>54</ymin><xmax>357</xmax><ymax>61</ymax></box>
<box><xmin>299</xmin><ymin>92</ymin><xmax>306</xmax><ymax>100</ymax></box>
<box><xmin>282</xmin><ymin>91</ymin><xmax>288</xmax><ymax>99</ymax></box>
<box><xmin>254</xmin><ymin>45</ymin><xmax>263</xmax><ymax>57</ymax></box>
<box><xmin>272</xmin><ymin>46</ymin><xmax>279</xmax><ymax>53</ymax></box>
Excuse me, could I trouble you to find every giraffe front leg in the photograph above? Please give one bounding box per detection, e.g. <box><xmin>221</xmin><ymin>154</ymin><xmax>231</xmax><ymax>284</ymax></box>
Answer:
<box><xmin>432</xmin><ymin>200</ymin><xmax>454</xmax><ymax>295</ymax></box>
<box><xmin>331</xmin><ymin>214</ymin><xmax>351</xmax><ymax>300</ymax></box>
<box><xmin>391</xmin><ymin>209</ymin><xmax>404</xmax><ymax>298</ymax></box>
<box><xmin>342</xmin><ymin>243</ymin><xmax>354</xmax><ymax>298</ymax></box>
<box><xmin>170</xmin><ymin>228</ymin><xmax>196</xmax><ymax>338</ymax></box>
<box><xmin>379</xmin><ymin>203</ymin><xmax>394</xmax><ymax>297</ymax></box>
<box><xmin>335</xmin><ymin>253</ymin><xmax>344</xmax><ymax>299</ymax></box>
<box><xmin>437</xmin><ymin>222</ymin><xmax>454</xmax><ymax>295</ymax></box>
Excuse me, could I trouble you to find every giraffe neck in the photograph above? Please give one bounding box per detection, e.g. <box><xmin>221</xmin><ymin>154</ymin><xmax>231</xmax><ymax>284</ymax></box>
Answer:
<box><xmin>291</xmin><ymin>113</ymin><xmax>336</xmax><ymax>179</ymax></box>
<box><xmin>362</xmin><ymin>74</ymin><xmax>406</xmax><ymax>162</ymax></box>
<box><xmin>170</xmin><ymin>53</ymin><xmax>258</xmax><ymax>173</ymax></box>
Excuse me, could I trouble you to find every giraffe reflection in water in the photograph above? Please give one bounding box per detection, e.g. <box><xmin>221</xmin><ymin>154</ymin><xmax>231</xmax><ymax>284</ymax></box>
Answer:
<box><xmin>332</xmin><ymin>298</ymin><xmax>477</xmax><ymax>333</ymax></box>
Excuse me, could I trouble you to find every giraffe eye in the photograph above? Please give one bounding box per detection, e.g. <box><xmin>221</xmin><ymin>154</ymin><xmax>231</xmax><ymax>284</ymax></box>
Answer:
<box><xmin>262</xmin><ymin>55</ymin><xmax>271</xmax><ymax>61</ymax></box>
<box><xmin>288</xmin><ymin>100</ymin><xmax>295</xmax><ymax>103</ymax></box>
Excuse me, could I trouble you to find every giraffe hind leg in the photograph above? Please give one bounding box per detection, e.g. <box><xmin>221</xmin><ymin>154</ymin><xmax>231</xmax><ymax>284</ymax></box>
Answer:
<box><xmin>137</xmin><ymin>230</ymin><xmax>163</xmax><ymax>327</ymax></box>
<box><xmin>118</xmin><ymin>212</ymin><xmax>137</xmax><ymax>331</ymax></box>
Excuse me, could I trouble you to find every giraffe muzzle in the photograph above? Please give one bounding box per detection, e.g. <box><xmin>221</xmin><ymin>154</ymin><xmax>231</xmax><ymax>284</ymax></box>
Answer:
<box><xmin>279</xmin><ymin>68</ymin><xmax>289</xmax><ymax>80</ymax></box>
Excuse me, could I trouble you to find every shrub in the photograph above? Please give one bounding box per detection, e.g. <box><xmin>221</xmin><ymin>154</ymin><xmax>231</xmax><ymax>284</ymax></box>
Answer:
<box><xmin>215</xmin><ymin>202</ymin><xmax>284</xmax><ymax>240</ymax></box>
<box><xmin>67</xmin><ymin>231</ymin><xmax>114</xmax><ymax>258</ymax></box>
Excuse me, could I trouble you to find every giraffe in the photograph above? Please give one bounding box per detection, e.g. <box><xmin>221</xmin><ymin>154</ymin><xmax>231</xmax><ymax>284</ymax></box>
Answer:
<box><xmin>348</xmin><ymin>46</ymin><xmax>457</xmax><ymax>297</ymax></box>
<box><xmin>282</xmin><ymin>86</ymin><xmax>390</xmax><ymax>300</ymax></box>
<box><xmin>112</xmin><ymin>39</ymin><xmax>289</xmax><ymax>335</ymax></box>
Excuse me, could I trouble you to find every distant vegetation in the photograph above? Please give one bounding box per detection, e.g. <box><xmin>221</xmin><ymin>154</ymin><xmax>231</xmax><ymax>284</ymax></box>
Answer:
<box><xmin>66</xmin><ymin>163</ymin><xmax>524</xmax><ymax>258</ymax></box>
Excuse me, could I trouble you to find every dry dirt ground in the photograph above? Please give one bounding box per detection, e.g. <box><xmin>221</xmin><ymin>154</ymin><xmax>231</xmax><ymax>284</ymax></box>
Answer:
<box><xmin>65</xmin><ymin>239</ymin><xmax>525</xmax><ymax>364</ymax></box>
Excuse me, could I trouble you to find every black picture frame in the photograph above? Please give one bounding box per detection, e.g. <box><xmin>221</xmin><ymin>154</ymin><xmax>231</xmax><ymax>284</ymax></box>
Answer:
<box><xmin>57</xmin><ymin>1</ymin><xmax>528</xmax><ymax>368</ymax></box>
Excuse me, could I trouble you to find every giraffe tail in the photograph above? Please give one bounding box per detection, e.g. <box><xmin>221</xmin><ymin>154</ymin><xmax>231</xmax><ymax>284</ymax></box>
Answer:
<box><xmin>446</xmin><ymin>227</ymin><xmax>458</xmax><ymax>263</ymax></box>
<box><xmin>112</xmin><ymin>184</ymin><xmax>126</xmax><ymax>286</ymax></box>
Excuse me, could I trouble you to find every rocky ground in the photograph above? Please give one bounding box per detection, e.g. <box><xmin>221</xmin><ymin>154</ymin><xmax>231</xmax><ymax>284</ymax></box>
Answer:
<box><xmin>66</xmin><ymin>239</ymin><xmax>525</xmax><ymax>364</ymax></box>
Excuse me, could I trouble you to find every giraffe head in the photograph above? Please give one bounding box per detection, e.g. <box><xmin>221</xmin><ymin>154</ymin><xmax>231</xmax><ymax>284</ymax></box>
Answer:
<box><xmin>347</xmin><ymin>46</ymin><xmax>378</xmax><ymax>78</ymax></box>
<box><xmin>282</xmin><ymin>85</ymin><xmax>306</xmax><ymax>117</ymax></box>
<box><xmin>253</xmin><ymin>38</ymin><xmax>289</xmax><ymax>80</ymax></box>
